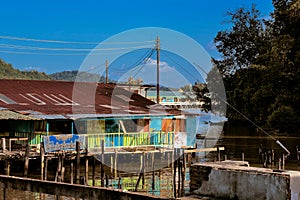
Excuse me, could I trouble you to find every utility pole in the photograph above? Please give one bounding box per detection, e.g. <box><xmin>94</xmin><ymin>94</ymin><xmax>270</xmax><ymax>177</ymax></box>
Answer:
<box><xmin>156</xmin><ymin>36</ymin><xmax>160</xmax><ymax>104</ymax></box>
<box><xmin>105</xmin><ymin>60</ymin><xmax>109</xmax><ymax>84</ymax></box>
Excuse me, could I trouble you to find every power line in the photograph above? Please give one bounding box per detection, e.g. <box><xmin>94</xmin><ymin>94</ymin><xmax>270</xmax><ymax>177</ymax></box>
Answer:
<box><xmin>0</xmin><ymin>35</ymin><xmax>155</xmax><ymax>45</ymax></box>
<box><xmin>0</xmin><ymin>43</ymin><xmax>154</xmax><ymax>52</ymax></box>
<box><xmin>0</xmin><ymin>49</ymin><xmax>130</xmax><ymax>56</ymax></box>
<box><xmin>132</xmin><ymin>48</ymin><xmax>155</xmax><ymax>79</ymax></box>
<box><xmin>161</xmin><ymin>50</ymin><xmax>202</xmax><ymax>82</ymax></box>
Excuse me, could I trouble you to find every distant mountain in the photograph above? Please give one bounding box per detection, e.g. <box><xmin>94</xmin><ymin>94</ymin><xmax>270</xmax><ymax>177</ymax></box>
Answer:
<box><xmin>0</xmin><ymin>59</ymin><xmax>51</xmax><ymax>80</ymax></box>
<box><xmin>50</xmin><ymin>70</ymin><xmax>79</xmax><ymax>81</ymax></box>
<box><xmin>50</xmin><ymin>70</ymin><xmax>115</xmax><ymax>83</ymax></box>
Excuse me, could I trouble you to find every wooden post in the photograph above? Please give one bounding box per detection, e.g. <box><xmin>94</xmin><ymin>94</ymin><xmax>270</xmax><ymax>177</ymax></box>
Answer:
<box><xmin>217</xmin><ymin>146</ymin><xmax>221</xmax><ymax>162</ymax></box>
<box><xmin>2</xmin><ymin>138</ymin><xmax>6</xmax><ymax>151</ymax></box>
<box><xmin>135</xmin><ymin>153</ymin><xmax>145</xmax><ymax>192</ymax></box>
<box><xmin>173</xmin><ymin>149</ymin><xmax>177</xmax><ymax>199</ymax></box>
<box><xmin>114</xmin><ymin>150</ymin><xmax>118</xmax><ymax>178</ymax></box>
<box><xmin>278</xmin><ymin>157</ymin><xmax>282</xmax><ymax>170</ymax></box>
<box><xmin>5</xmin><ymin>160</ymin><xmax>10</xmax><ymax>176</ymax></box>
<box><xmin>177</xmin><ymin>153</ymin><xmax>181</xmax><ymax>197</ymax></box>
<box><xmin>92</xmin><ymin>157</ymin><xmax>96</xmax><ymax>186</ymax></box>
<box><xmin>55</xmin><ymin>156</ymin><xmax>62</xmax><ymax>182</ymax></box>
<box><xmin>181</xmin><ymin>151</ymin><xmax>186</xmax><ymax>197</ymax></box>
<box><xmin>85</xmin><ymin>157</ymin><xmax>89</xmax><ymax>185</ymax></box>
<box><xmin>142</xmin><ymin>152</ymin><xmax>145</xmax><ymax>189</ymax></box>
<box><xmin>101</xmin><ymin>140</ymin><xmax>105</xmax><ymax>187</ymax></box>
<box><xmin>282</xmin><ymin>154</ymin><xmax>285</xmax><ymax>170</ymax></box>
<box><xmin>75</xmin><ymin>141</ymin><xmax>80</xmax><ymax>184</ymax></box>
<box><xmin>70</xmin><ymin>162</ymin><xmax>74</xmax><ymax>184</ymax></box>
<box><xmin>110</xmin><ymin>155</ymin><xmax>113</xmax><ymax>175</ymax></box>
<box><xmin>24</xmin><ymin>143</ymin><xmax>30</xmax><ymax>177</ymax></box>
<box><xmin>40</xmin><ymin>142</ymin><xmax>45</xmax><ymax>180</ymax></box>
<box><xmin>118</xmin><ymin>175</ymin><xmax>122</xmax><ymax>189</ymax></box>
<box><xmin>61</xmin><ymin>155</ymin><xmax>65</xmax><ymax>182</ymax></box>
<box><xmin>44</xmin><ymin>157</ymin><xmax>48</xmax><ymax>181</ymax></box>
<box><xmin>242</xmin><ymin>152</ymin><xmax>245</xmax><ymax>161</ymax></box>
<box><xmin>105</xmin><ymin>175</ymin><xmax>109</xmax><ymax>187</ymax></box>
<box><xmin>152</xmin><ymin>151</ymin><xmax>155</xmax><ymax>190</ymax></box>
<box><xmin>271</xmin><ymin>149</ymin><xmax>275</xmax><ymax>167</ymax></box>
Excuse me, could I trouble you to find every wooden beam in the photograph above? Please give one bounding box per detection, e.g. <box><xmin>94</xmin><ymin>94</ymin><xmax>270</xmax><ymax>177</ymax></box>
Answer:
<box><xmin>184</xmin><ymin>147</ymin><xmax>225</xmax><ymax>153</ymax></box>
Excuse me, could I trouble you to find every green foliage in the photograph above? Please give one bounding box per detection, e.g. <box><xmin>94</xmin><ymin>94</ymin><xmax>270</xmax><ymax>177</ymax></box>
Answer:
<box><xmin>0</xmin><ymin>58</ymin><xmax>51</xmax><ymax>80</ymax></box>
<box><xmin>213</xmin><ymin>1</ymin><xmax>300</xmax><ymax>133</ymax></box>
<box><xmin>267</xmin><ymin>105</ymin><xmax>298</xmax><ymax>133</ymax></box>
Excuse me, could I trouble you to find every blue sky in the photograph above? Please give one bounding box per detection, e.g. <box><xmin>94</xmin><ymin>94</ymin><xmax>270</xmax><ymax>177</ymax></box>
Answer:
<box><xmin>0</xmin><ymin>0</ymin><xmax>274</xmax><ymax>77</ymax></box>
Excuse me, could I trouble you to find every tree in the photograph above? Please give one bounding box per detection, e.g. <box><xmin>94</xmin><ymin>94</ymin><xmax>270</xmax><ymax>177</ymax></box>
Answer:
<box><xmin>213</xmin><ymin>1</ymin><xmax>300</xmax><ymax>133</ymax></box>
<box><xmin>213</xmin><ymin>5</ymin><xmax>266</xmax><ymax>77</ymax></box>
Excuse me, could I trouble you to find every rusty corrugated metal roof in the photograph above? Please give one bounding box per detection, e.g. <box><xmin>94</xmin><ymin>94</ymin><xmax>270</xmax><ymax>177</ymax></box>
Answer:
<box><xmin>0</xmin><ymin>109</ymin><xmax>40</xmax><ymax>120</ymax></box>
<box><xmin>0</xmin><ymin>79</ymin><xmax>182</xmax><ymax>119</ymax></box>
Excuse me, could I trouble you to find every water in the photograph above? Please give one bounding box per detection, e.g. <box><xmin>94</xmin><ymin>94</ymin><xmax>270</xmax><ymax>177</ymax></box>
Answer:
<box><xmin>211</xmin><ymin>120</ymin><xmax>300</xmax><ymax>170</ymax></box>
<box><xmin>2</xmin><ymin>117</ymin><xmax>299</xmax><ymax>199</ymax></box>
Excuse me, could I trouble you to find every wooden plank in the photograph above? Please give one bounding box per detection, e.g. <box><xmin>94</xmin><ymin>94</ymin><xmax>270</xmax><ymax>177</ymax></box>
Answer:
<box><xmin>184</xmin><ymin>147</ymin><xmax>225</xmax><ymax>153</ymax></box>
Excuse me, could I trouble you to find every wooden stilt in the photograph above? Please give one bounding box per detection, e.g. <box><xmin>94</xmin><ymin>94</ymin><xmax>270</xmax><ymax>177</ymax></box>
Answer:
<box><xmin>76</xmin><ymin>141</ymin><xmax>80</xmax><ymax>184</ymax></box>
<box><xmin>142</xmin><ymin>152</ymin><xmax>145</xmax><ymax>189</ymax></box>
<box><xmin>61</xmin><ymin>155</ymin><xmax>65</xmax><ymax>182</ymax></box>
<box><xmin>173</xmin><ymin>149</ymin><xmax>177</xmax><ymax>199</ymax></box>
<box><xmin>118</xmin><ymin>172</ymin><xmax>122</xmax><ymax>189</ymax></box>
<box><xmin>85</xmin><ymin>157</ymin><xmax>89</xmax><ymax>185</ymax></box>
<box><xmin>152</xmin><ymin>151</ymin><xmax>155</xmax><ymax>190</ymax></box>
<box><xmin>278</xmin><ymin>157</ymin><xmax>282</xmax><ymax>170</ymax></box>
<box><xmin>3</xmin><ymin>188</ymin><xmax>6</xmax><ymax>200</ymax></box>
<box><xmin>181</xmin><ymin>151</ymin><xmax>186</xmax><ymax>197</ymax></box>
<box><xmin>40</xmin><ymin>142</ymin><xmax>45</xmax><ymax>180</ymax></box>
<box><xmin>5</xmin><ymin>160</ymin><xmax>10</xmax><ymax>176</ymax></box>
<box><xmin>24</xmin><ymin>143</ymin><xmax>30</xmax><ymax>177</ymax></box>
<box><xmin>135</xmin><ymin>153</ymin><xmax>145</xmax><ymax>192</ymax></box>
<box><xmin>55</xmin><ymin>156</ymin><xmax>62</xmax><ymax>182</ymax></box>
<box><xmin>105</xmin><ymin>174</ymin><xmax>109</xmax><ymax>187</ymax></box>
<box><xmin>242</xmin><ymin>152</ymin><xmax>245</xmax><ymax>161</ymax></box>
<box><xmin>114</xmin><ymin>150</ymin><xmax>118</xmax><ymax>178</ymax></box>
<box><xmin>44</xmin><ymin>157</ymin><xmax>48</xmax><ymax>181</ymax></box>
<box><xmin>177</xmin><ymin>156</ymin><xmax>181</xmax><ymax>197</ymax></box>
<box><xmin>217</xmin><ymin>146</ymin><xmax>221</xmax><ymax>162</ymax></box>
<box><xmin>70</xmin><ymin>162</ymin><xmax>74</xmax><ymax>184</ymax></box>
<box><xmin>101</xmin><ymin>140</ymin><xmax>105</xmax><ymax>187</ymax></box>
<box><xmin>282</xmin><ymin>154</ymin><xmax>285</xmax><ymax>170</ymax></box>
<box><xmin>92</xmin><ymin>157</ymin><xmax>96</xmax><ymax>186</ymax></box>
<box><xmin>110</xmin><ymin>155</ymin><xmax>113</xmax><ymax>175</ymax></box>
<box><xmin>2</xmin><ymin>138</ymin><xmax>6</xmax><ymax>151</ymax></box>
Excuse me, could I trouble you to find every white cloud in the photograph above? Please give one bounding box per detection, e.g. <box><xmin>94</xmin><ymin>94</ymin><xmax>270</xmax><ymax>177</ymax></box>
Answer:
<box><xmin>24</xmin><ymin>66</ymin><xmax>41</xmax><ymax>71</ymax></box>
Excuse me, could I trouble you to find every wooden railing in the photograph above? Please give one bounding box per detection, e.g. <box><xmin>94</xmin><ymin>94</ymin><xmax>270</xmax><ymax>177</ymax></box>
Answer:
<box><xmin>84</xmin><ymin>131</ymin><xmax>175</xmax><ymax>150</ymax></box>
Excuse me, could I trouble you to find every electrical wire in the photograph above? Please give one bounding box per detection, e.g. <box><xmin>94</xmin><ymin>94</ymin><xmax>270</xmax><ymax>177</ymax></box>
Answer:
<box><xmin>131</xmin><ymin>48</ymin><xmax>155</xmax><ymax>79</ymax></box>
<box><xmin>0</xmin><ymin>35</ymin><xmax>154</xmax><ymax>45</ymax></box>
<box><xmin>0</xmin><ymin>49</ymin><xmax>131</xmax><ymax>56</ymax></box>
<box><xmin>161</xmin><ymin>50</ymin><xmax>202</xmax><ymax>82</ymax></box>
<box><xmin>0</xmin><ymin>43</ymin><xmax>154</xmax><ymax>52</ymax></box>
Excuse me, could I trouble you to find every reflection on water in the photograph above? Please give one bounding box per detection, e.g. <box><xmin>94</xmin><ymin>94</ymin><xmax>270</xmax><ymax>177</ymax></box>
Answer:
<box><xmin>209</xmin><ymin>121</ymin><xmax>300</xmax><ymax>171</ymax></box>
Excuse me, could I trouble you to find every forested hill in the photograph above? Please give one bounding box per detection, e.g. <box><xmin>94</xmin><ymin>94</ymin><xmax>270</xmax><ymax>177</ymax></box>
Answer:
<box><xmin>50</xmin><ymin>70</ymin><xmax>113</xmax><ymax>83</ymax></box>
<box><xmin>0</xmin><ymin>59</ymin><xmax>51</xmax><ymax>80</ymax></box>
<box><xmin>0</xmin><ymin>59</ymin><xmax>111</xmax><ymax>82</ymax></box>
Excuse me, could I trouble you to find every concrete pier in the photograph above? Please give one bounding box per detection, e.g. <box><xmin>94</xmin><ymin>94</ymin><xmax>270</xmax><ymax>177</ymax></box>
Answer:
<box><xmin>190</xmin><ymin>161</ymin><xmax>300</xmax><ymax>200</ymax></box>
